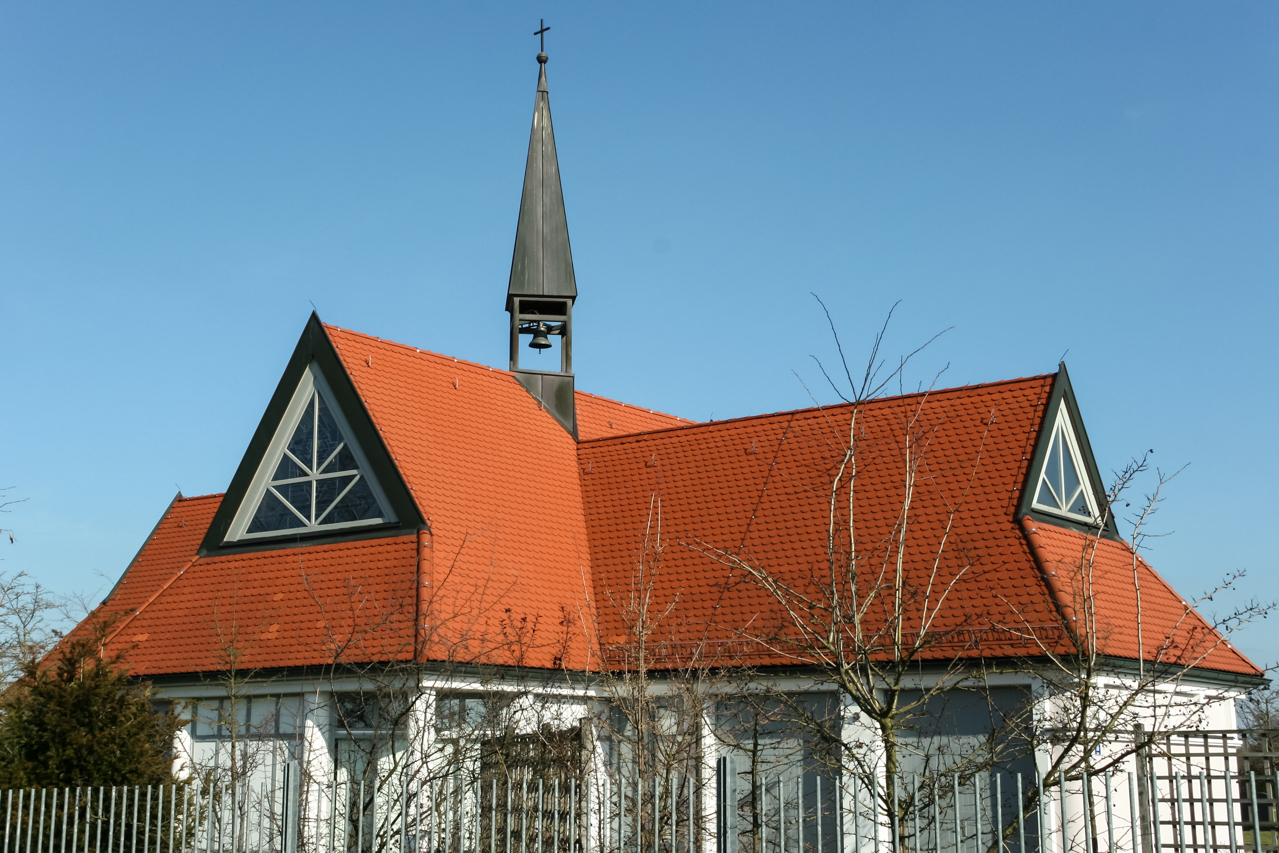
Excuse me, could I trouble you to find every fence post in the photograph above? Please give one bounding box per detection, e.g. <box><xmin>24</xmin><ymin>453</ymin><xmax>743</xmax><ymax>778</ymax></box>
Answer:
<box><xmin>716</xmin><ymin>757</ymin><xmax>735</xmax><ymax>853</ymax></box>
<box><xmin>285</xmin><ymin>760</ymin><xmax>302</xmax><ymax>853</ymax></box>
<box><xmin>1135</xmin><ymin>725</ymin><xmax>1155</xmax><ymax>853</ymax></box>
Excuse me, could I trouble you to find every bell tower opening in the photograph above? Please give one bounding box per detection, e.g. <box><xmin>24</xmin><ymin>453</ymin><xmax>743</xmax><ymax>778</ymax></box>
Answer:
<box><xmin>509</xmin><ymin>297</ymin><xmax>571</xmax><ymax>375</ymax></box>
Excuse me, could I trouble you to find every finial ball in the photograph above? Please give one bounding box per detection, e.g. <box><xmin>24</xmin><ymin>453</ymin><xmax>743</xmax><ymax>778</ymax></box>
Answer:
<box><xmin>537</xmin><ymin>52</ymin><xmax>548</xmax><ymax>64</ymax></box>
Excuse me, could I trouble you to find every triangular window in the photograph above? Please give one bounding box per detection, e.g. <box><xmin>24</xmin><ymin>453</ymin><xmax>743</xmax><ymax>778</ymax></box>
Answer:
<box><xmin>1032</xmin><ymin>405</ymin><xmax>1098</xmax><ymax>522</ymax></box>
<box><xmin>228</xmin><ymin>364</ymin><xmax>395</xmax><ymax>540</ymax></box>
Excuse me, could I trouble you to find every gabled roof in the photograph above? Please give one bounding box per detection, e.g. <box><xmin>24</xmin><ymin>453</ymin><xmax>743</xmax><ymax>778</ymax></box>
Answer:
<box><xmin>86</xmin><ymin>324</ymin><xmax>1261</xmax><ymax>682</ymax></box>
<box><xmin>1022</xmin><ymin>518</ymin><xmax>1260</xmax><ymax>676</ymax></box>
<box><xmin>92</xmin><ymin>493</ymin><xmax>419</xmax><ymax>675</ymax></box>
<box><xmin>326</xmin><ymin>325</ymin><xmax>593</xmax><ymax>669</ymax></box>
<box><xmin>579</xmin><ymin>375</ymin><xmax>1072</xmax><ymax>666</ymax></box>
<box><xmin>91</xmin><ymin>324</ymin><xmax>697</xmax><ymax>674</ymax></box>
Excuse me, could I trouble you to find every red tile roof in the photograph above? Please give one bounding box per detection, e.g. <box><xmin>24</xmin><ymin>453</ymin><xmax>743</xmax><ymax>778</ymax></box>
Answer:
<box><xmin>575</xmin><ymin>391</ymin><xmax>694</xmax><ymax>441</ymax></box>
<box><xmin>317</xmin><ymin>326</ymin><xmax>597</xmax><ymax>670</ymax></box>
<box><xmin>88</xmin><ymin>494</ymin><xmax>421</xmax><ymax>674</ymax></box>
<box><xmin>579</xmin><ymin>376</ymin><xmax>1074</xmax><ymax>666</ymax></box>
<box><xmin>1022</xmin><ymin>518</ymin><xmax>1261</xmax><ymax>676</ymax></box>
<box><xmin>87</xmin><ymin>325</ymin><xmax>1260</xmax><ymax>681</ymax></box>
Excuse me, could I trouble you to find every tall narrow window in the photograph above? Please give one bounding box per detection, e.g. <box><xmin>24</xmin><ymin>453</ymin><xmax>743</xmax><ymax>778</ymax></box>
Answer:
<box><xmin>1032</xmin><ymin>406</ymin><xmax>1097</xmax><ymax>522</ymax></box>
<box><xmin>231</xmin><ymin>364</ymin><xmax>394</xmax><ymax>540</ymax></box>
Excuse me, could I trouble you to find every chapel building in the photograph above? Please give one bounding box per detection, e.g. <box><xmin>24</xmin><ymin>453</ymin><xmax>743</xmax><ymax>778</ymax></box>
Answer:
<box><xmin>74</xmin><ymin>45</ymin><xmax>1263</xmax><ymax>850</ymax></box>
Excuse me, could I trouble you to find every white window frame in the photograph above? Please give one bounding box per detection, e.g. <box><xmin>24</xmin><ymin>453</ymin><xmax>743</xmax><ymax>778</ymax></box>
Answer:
<box><xmin>1031</xmin><ymin>404</ymin><xmax>1100</xmax><ymax>523</ymax></box>
<box><xmin>225</xmin><ymin>362</ymin><xmax>397</xmax><ymax>542</ymax></box>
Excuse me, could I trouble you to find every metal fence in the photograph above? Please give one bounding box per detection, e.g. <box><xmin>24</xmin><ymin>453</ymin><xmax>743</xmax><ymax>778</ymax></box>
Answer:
<box><xmin>4</xmin><ymin>755</ymin><xmax>1279</xmax><ymax>853</ymax></box>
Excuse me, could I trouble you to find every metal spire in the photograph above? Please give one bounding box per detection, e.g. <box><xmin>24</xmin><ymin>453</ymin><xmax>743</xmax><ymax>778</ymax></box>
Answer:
<box><xmin>506</xmin><ymin>22</ymin><xmax>576</xmax><ymax>311</ymax></box>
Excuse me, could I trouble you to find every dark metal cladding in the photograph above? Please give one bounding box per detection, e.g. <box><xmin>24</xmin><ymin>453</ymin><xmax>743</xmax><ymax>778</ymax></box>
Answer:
<box><xmin>513</xmin><ymin>371</ymin><xmax>577</xmax><ymax>437</ymax></box>
<box><xmin>506</xmin><ymin>53</ymin><xmax>577</xmax><ymax>311</ymax></box>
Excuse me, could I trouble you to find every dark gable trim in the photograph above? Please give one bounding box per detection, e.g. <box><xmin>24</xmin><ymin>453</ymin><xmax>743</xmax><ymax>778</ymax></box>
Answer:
<box><xmin>199</xmin><ymin>313</ymin><xmax>425</xmax><ymax>555</ymax></box>
<box><xmin>1016</xmin><ymin>363</ymin><xmax>1121</xmax><ymax>540</ymax></box>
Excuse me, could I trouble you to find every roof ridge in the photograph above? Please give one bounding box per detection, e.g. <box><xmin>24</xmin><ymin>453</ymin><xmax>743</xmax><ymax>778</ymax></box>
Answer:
<box><xmin>177</xmin><ymin>492</ymin><xmax>225</xmax><ymax>502</ymax></box>
<box><xmin>574</xmin><ymin>389</ymin><xmax>694</xmax><ymax>424</ymax></box>
<box><xmin>580</xmin><ymin>373</ymin><xmax>1057</xmax><ymax>445</ymax></box>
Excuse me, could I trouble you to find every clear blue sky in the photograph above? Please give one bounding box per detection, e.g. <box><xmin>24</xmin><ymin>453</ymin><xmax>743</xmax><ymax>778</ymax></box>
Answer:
<box><xmin>2</xmin><ymin>3</ymin><xmax>1276</xmax><ymax>669</ymax></box>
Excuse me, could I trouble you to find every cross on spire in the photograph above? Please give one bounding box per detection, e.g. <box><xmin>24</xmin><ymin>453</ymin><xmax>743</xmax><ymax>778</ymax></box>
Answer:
<box><xmin>535</xmin><ymin>19</ymin><xmax>550</xmax><ymax>53</ymax></box>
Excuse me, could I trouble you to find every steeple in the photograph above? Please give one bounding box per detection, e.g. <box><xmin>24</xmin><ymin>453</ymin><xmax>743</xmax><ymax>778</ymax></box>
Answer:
<box><xmin>506</xmin><ymin>29</ymin><xmax>577</xmax><ymax>436</ymax></box>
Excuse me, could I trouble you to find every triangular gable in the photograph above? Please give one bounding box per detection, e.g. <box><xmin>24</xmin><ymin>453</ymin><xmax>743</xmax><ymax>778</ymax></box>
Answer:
<box><xmin>201</xmin><ymin>314</ymin><xmax>423</xmax><ymax>554</ymax></box>
<box><xmin>228</xmin><ymin>363</ymin><xmax>396</xmax><ymax>540</ymax></box>
<box><xmin>1017</xmin><ymin>364</ymin><xmax>1119</xmax><ymax>539</ymax></box>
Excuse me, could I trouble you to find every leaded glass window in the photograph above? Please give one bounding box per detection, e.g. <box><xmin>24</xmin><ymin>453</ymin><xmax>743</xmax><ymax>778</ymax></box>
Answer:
<box><xmin>1032</xmin><ymin>408</ymin><xmax>1096</xmax><ymax>521</ymax></box>
<box><xmin>235</xmin><ymin>369</ymin><xmax>392</xmax><ymax>539</ymax></box>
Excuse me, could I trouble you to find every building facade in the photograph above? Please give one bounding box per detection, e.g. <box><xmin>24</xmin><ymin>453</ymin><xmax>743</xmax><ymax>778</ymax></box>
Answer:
<box><xmin>73</xmin><ymin>46</ymin><xmax>1264</xmax><ymax>853</ymax></box>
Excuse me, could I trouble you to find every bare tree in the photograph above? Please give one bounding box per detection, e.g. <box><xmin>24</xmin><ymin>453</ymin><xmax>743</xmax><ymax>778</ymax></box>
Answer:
<box><xmin>684</xmin><ymin>301</ymin><xmax>1002</xmax><ymax>841</ymax></box>
<box><xmin>1001</xmin><ymin>455</ymin><xmax>1274</xmax><ymax>850</ymax></box>
<box><xmin>585</xmin><ymin>495</ymin><xmax>721</xmax><ymax>853</ymax></box>
<box><xmin>291</xmin><ymin>528</ymin><xmax>589</xmax><ymax>853</ymax></box>
<box><xmin>0</xmin><ymin>487</ymin><xmax>59</xmax><ymax>685</ymax></box>
<box><xmin>0</xmin><ymin>572</ymin><xmax>60</xmax><ymax>685</ymax></box>
<box><xmin>678</xmin><ymin>299</ymin><xmax>1272</xmax><ymax>852</ymax></box>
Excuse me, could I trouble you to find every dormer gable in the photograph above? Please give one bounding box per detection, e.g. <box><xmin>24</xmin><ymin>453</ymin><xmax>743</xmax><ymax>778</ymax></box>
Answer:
<box><xmin>1017</xmin><ymin>363</ymin><xmax>1119</xmax><ymax>539</ymax></box>
<box><xmin>228</xmin><ymin>362</ymin><xmax>396</xmax><ymax>539</ymax></box>
<box><xmin>200</xmin><ymin>314</ymin><xmax>424</xmax><ymax>554</ymax></box>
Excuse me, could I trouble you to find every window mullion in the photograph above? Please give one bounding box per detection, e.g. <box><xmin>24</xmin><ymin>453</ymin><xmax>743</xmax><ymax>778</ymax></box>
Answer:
<box><xmin>270</xmin><ymin>486</ymin><xmax>310</xmax><ymax>525</ymax></box>
<box><xmin>312</xmin><ymin>392</ymin><xmax>320</xmax><ymax>472</ymax></box>
<box><xmin>310</xmin><ymin>391</ymin><xmax>320</xmax><ymax>526</ymax></box>
<box><xmin>315</xmin><ymin>475</ymin><xmax>360</xmax><ymax>526</ymax></box>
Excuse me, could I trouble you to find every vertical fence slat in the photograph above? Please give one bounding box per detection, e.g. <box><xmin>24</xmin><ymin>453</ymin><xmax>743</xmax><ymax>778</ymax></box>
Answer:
<box><xmin>1059</xmin><ymin>774</ymin><xmax>1068</xmax><ymax>853</ymax></box>
<box><xmin>141</xmin><ymin>786</ymin><xmax>150</xmax><ymax>853</ymax></box>
<box><xmin>257</xmin><ymin>782</ymin><xmax>266</xmax><ymax>853</ymax></box>
<box><xmin>976</xmin><ymin>774</ymin><xmax>984</xmax><ymax>853</ymax></box>
<box><xmin>357</xmin><ymin>779</ymin><xmax>365</xmax><ymax>853</ymax></box>
<box><xmin>1249</xmin><ymin>772</ymin><xmax>1261</xmax><ymax>853</ymax></box>
<box><xmin>688</xmin><ymin>767</ymin><xmax>695</xmax><ymax>853</ymax></box>
<box><xmin>1130</xmin><ymin>774</ymin><xmax>1140</xmax><ymax>853</ymax></box>
<box><xmin>890</xmin><ymin>777</ymin><xmax>900</xmax><ymax>853</ymax></box>
<box><xmin>1082</xmin><ymin>773</ymin><xmax>1092</xmax><ymax>853</ymax></box>
<box><xmin>1036</xmin><ymin>776</ymin><xmax>1046</xmax><ymax>853</ymax></box>
<box><xmin>820</xmin><ymin>776</ymin><xmax>827</xmax><ymax>853</ymax></box>
<box><xmin>1016</xmin><ymin>774</ymin><xmax>1025</xmax><ymax>853</ymax></box>
<box><xmin>1226</xmin><ymin>769</ymin><xmax>1237</xmax><ymax>853</ymax></box>
<box><xmin>1175</xmin><ymin>772</ymin><xmax>1186</xmax><ymax>853</ymax></box>
<box><xmin>991</xmin><ymin>774</ymin><xmax>1000</xmax><ymax>853</ymax></box>
<box><xmin>20</xmin><ymin>790</ymin><xmax>29</xmax><ymax>853</ymax></box>
<box><xmin>1105</xmin><ymin>772</ymin><xmax>1115</xmax><ymax>853</ymax></box>
<box><xmin>1199</xmin><ymin>773</ymin><xmax>1210</xmax><ymax>853</ymax></box>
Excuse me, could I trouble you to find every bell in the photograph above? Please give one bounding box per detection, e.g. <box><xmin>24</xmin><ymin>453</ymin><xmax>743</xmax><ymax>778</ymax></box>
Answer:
<box><xmin>528</xmin><ymin>323</ymin><xmax>553</xmax><ymax>350</ymax></box>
